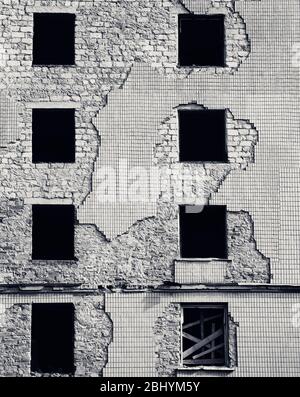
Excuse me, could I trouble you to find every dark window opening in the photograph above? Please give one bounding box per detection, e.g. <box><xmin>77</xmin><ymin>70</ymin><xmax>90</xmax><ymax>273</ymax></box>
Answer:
<box><xmin>179</xmin><ymin>109</ymin><xmax>227</xmax><ymax>163</ymax></box>
<box><xmin>178</xmin><ymin>14</ymin><xmax>225</xmax><ymax>67</ymax></box>
<box><xmin>31</xmin><ymin>303</ymin><xmax>75</xmax><ymax>374</ymax></box>
<box><xmin>32</xmin><ymin>205</ymin><xmax>75</xmax><ymax>260</ymax></box>
<box><xmin>33</xmin><ymin>13</ymin><xmax>75</xmax><ymax>66</ymax></box>
<box><xmin>32</xmin><ymin>108</ymin><xmax>75</xmax><ymax>163</ymax></box>
<box><xmin>180</xmin><ymin>205</ymin><xmax>227</xmax><ymax>259</ymax></box>
<box><xmin>182</xmin><ymin>305</ymin><xmax>228</xmax><ymax>367</ymax></box>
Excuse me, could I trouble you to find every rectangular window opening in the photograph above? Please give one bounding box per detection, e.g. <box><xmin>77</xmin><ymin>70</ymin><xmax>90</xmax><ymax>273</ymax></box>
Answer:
<box><xmin>178</xmin><ymin>109</ymin><xmax>227</xmax><ymax>163</ymax></box>
<box><xmin>182</xmin><ymin>305</ymin><xmax>228</xmax><ymax>367</ymax></box>
<box><xmin>178</xmin><ymin>14</ymin><xmax>225</xmax><ymax>67</ymax></box>
<box><xmin>32</xmin><ymin>204</ymin><xmax>75</xmax><ymax>260</ymax></box>
<box><xmin>179</xmin><ymin>205</ymin><xmax>228</xmax><ymax>259</ymax></box>
<box><xmin>32</xmin><ymin>108</ymin><xmax>75</xmax><ymax>163</ymax></box>
<box><xmin>33</xmin><ymin>13</ymin><xmax>75</xmax><ymax>66</ymax></box>
<box><xmin>31</xmin><ymin>303</ymin><xmax>75</xmax><ymax>374</ymax></box>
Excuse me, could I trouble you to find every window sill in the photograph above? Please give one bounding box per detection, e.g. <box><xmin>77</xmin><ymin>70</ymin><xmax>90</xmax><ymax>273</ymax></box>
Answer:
<box><xmin>175</xmin><ymin>257</ymin><xmax>231</xmax><ymax>263</ymax></box>
<box><xmin>178</xmin><ymin>160</ymin><xmax>230</xmax><ymax>164</ymax></box>
<box><xmin>30</xmin><ymin>258</ymin><xmax>78</xmax><ymax>263</ymax></box>
<box><xmin>31</xmin><ymin>64</ymin><xmax>76</xmax><ymax>68</ymax></box>
<box><xmin>177</xmin><ymin>366</ymin><xmax>235</xmax><ymax>372</ymax></box>
<box><xmin>177</xmin><ymin>64</ymin><xmax>226</xmax><ymax>69</ymax></box>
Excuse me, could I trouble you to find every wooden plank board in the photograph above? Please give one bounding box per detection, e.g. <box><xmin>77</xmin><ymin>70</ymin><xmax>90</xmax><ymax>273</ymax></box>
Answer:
<box><xmin>182</xmin><ymin>320</ymin><xmax>202</xmax><ymax>330</ymax></box>
<box><xmin>182</xmin><ymin>332</ymin><xmax>201</xmax><ymax>343</ymax></box>
<box><xmin>183</xmin><ymin>329</ymin><xmax>223</xmax><ymax>359</ymax></box>
<box><xmin>193</xmin><ymin>342</ymin><xmax>224</xmax><ymax>359</ymax></box>
<box><xmin>183</xmin><ymin>314</ymin><xmax>222</xmax><ymax>329</ymax></box>
<box><xmin>183</xmin><ymin>358</ymin><xmax>224</xmax><ymax>365</ymax></box>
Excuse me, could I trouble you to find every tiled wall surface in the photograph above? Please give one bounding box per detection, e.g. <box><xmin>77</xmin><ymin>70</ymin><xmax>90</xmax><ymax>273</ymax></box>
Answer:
<box><xmin>0</xmin><ymin>0</ymin><xmax>299</xmax><ymax>378</ymax></box>
<box><xmin>105</xmin><ymin>291</ymin><xmax>300</xmax><ymax>377</ymax></box>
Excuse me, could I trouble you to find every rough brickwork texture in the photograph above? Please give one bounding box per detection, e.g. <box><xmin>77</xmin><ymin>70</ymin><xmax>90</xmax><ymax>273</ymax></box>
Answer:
<box><xmin>0</xmin><ymin>0</ymin><xmax>299</xmax><ymax>378</ymax></box>
<box><xmin>0</xmin><ymin>0</ymin><xmax>265</xmax><ymax>287</ymax></box>
<box><xmin>154</xmin><ymin>302</ymin><xmax>238</xmax><ymax>377</ymax></box>
<box><xmin>0</xmin><ymin>303</ymin><xmax>31</xmax><ymax>376</ymax></box>
<box><xmin>0</xmin><ymin>294</ymin><xmax>112</xmax><ymax>377</ymax></box>
<box><xmin>153</xmin><ymin>105</ymin><xmax>258</xmax><ymax>204</ymax></box>
<box><xmin>0</xmin><ymin>200</ymin><xmax>269</xmax><ymax>286</ymax></box>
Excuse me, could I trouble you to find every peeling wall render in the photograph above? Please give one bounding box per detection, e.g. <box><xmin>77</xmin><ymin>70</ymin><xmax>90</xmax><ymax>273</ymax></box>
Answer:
<box><xmin>154</xmin><ymin>302</ymin><xmax>238</xmax><ymax>377</ymax></box>
<box><xmin>0</xmin><ymin>199</ymin><xmax>269</xmax><ymax>286</ymax></box>
<box><xmin>0</xmin><ymin>294</ymin><xmax>112</xmax><ymax>377</ymax></box>
<box><xmin>0</xmin><ymin>0</ymin><xmax>297</xmax><ymax>379</ymax></box>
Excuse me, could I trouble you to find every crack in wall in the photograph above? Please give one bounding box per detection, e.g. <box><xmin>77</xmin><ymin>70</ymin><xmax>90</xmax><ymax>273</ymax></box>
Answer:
<box><xmin>0</xmin><ymin>199</ymin><xmax>270</xmax><ymax>287</ymax></box>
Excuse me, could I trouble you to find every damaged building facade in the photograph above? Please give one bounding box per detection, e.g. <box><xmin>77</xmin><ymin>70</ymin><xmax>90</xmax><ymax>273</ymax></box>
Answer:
<box><xmin>0</xmin><ymin>0</ymin><xmax>299</xmax><ymax>377</ymax></box>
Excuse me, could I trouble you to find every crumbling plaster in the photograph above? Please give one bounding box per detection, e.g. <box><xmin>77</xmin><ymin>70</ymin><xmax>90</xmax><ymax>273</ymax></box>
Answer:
<box><xmin>154</xmin><ymin>104</ymin><xmax>258</xmax><ymax>203</ymax></box>
<box><xmin>0</xmin><ymin>199</ymin><xmax>269</xmax><ymax>286</ymax></box>
<box><xmin>0</xmin><ymin>294</ymin><xmax>112</xmax><ymax>377</ymax></box>
<box><xmin>154</xmin><ymin>301</ymin><xmax>238</xmax><ymax>377</ymax></box>
<box><xmin>0</xmin><ymin>0</ymin><xmax>252</xmax><ymax>205</ymax></box>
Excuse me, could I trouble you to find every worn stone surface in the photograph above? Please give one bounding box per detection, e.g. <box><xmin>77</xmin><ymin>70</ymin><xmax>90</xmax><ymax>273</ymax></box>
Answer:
<box><xmin>0</xmin><ymin>0</ymin><xmax>252</xmax><ymax>234</ymax></box>
<box><xmin>227</xmin><ymin>211</ymin><xmax>270</xmax><ymax>283</ymax></box>
<box><xmin>74</xmin><ymin>296</ymin><xmax>113</xmax><ymax>377</ymax></box>
<box><xmin>0</xmin><ymin>199</ymin><xmax>269</xmax><ymax>286</ymax></box>
<box><xmin>154</xmin><ymin>104</ymin><xmax>258</xmax><ymax>204</ymax></box>
<box><xmin>0</xmin><ymin>304</ymin><xmax>31</xmax><ymax>377</ymax></box>
<box><xmin>154</xmin><ymin>303</ymin><xmax>182</xmax><ymax>377</ymax></box>
<box><xmin>154</xmin><ymin>302</ymin><xmax>239</xmax><ymax>377</ymax></box>
<box><xmin>0</xmin><ymin>294</ymin><xmax>112</xmax><ymax>377</ymax></box>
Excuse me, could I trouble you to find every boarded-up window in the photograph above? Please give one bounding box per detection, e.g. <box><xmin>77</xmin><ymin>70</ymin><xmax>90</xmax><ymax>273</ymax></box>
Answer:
<box><xmin>180</xmin><ymin>205</ymin><xmax>227</xmax><ymax>259</ymax></box>
<box><xmin>31</xmin><ymin>303</ymin><xmax>75</xmax><ymax>374</ymax></box>
<box><xmin>32</xmin><ymin>205</ymin><xmax>75</xmax><ymax>260</ymax></box>
<box><xmin>182</xmin><ymin>305</ymin><xmax>228</xmax><ymax>366</ymax></box>
<box><xmin>178</xmin><ymin>109</ymin><xmax>227</xmax><ymax>163</ymax></box>
<box><xmin>178</xmin><ymin>14</ymin><xmax>225</xmax><ymax>67</ymax></box>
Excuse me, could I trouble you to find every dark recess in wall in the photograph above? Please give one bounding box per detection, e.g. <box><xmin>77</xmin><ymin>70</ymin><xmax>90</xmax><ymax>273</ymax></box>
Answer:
<box><xmin>31</xmin><ymin>303</ymin><xmax>75</xmax><ymax>374</ymax></box>
<box><xmin>179</xmin><ymin>109</ymin><xmax>227</xmax><ymax>162</ymax></box>
<box><xmin>178</xmin><ymin>14</ymin><xmax>225</xmax><ymax>67</ymax></box>
<box><xmin>180</xmin><ymin>205</ymin><xmax>228</xmax><ymax>259</ymax></box>
<box><xmin>33</xmin><ymin>13</ymin><xmax>75</xmax><ymax>65</ymax></box>
<box><xmin>32</xmin><ymin>204</ymin><xmax>75</xmax><ymax>260</ymax></box>
<box><xmin>32</xmin><ymin>108</ymin><xmax>75</xmax><ymax>163</ymax></box>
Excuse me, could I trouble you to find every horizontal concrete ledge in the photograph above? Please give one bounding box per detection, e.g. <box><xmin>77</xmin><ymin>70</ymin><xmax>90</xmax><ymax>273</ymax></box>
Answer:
<box><xmin>153</xmin><ymin>283</ymin><xmax>300</xmax><ymax>293</ymax></box>
<box><xmin>175</xmin><ymin>257</ymin><xmax>231</xmax><ymax>262</ymax></box>
<box><xmin>177</xmin><ymin>366</ymin><xmax>235</xmax><ymax>372</ymax></box>
<box><xmin>27</xmin><ymin>102</ymin><xmax>81</xmax><ymax>109</ymax></box>
<box><xmin>24</xmin><ymin>198</ymin><xmax>73</xmax><ymax>205</ymax></box>
<box><xmin>3</xmin><ymin>284</ymin><xmax>300</xmax><ymax>295</ymax></box>
<box><xmin>102</xmin><ymin>284</ymin><xmax>300</xmax><ymax>294</ymax></box>
<box><xmin>26</xmin><ymin>7</ymin><xmax>78</xmax><ymax>14</ymax></box>
<box><xmin>0</xmin><ymin>283</ymin><xmax>99</xmax><ymax>295</ymax></box>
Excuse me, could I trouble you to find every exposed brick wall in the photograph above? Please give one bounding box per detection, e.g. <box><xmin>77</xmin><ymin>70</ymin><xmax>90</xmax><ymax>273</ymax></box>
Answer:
<box><xmin>0</xmin><ymin>294</ymin><xmax>112</xmax><ymax>377</ymax></box>
<box><xmin>154</xmin><ymin>104</ymin><xmax>258</xmax><ymax>204</ymax></box>
<box><xmin>154</xmin><ymin>302</ymin><xmax>238</xmax><ymax>377</ymax></box>
<box><xmin>227</xmin><ymin>211</ymin><xmax>270</xmax><ymax>282</ymax></box>
<box><xmin>0</xmin><ymin>199</ymin><xmax>269</xmax><ymax>286</ymax></box>
<box><xmin>0</xmin><ymin>0</ymin><xmax>293</xmax><ymax>378</ymax></box>
<box><xmin>0</xmin><ymin>303</ymin><xmax>31</xmax><ymax>377</ymax></box>
<box><xmin>74</xmin><ymin>296</ymin><xmax>112</xmax><ymax>377</ymax></box>
<box><xmin>0</xmin><ymin>0</ymin><xmax>252</xmax><ymax>204</ymax></box>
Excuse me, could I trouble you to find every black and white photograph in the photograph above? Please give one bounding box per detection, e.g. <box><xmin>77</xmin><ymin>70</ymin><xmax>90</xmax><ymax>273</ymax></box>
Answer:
<box><xmin>0</xmin><ymin>0</ymin><xmax>298</xmax><ymax>390</ymax></box>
